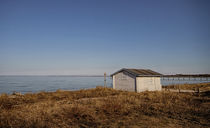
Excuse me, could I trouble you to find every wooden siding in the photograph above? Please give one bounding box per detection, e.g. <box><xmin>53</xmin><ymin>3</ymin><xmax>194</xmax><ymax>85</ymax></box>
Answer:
<box><xmin>136</xmin><ymin>77</ymin><xmax>162</xmax><ymax>92</ymax></box>
<box><xmin>114</xmin><ymin>71</ymin><xmax>136</xmax><ymax>92</ymax></box>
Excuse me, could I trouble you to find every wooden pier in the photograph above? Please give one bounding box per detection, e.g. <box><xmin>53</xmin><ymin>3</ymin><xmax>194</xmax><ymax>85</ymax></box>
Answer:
<box><xmin>161</xmin><ymin>74</ymin><xmax>210</xmax><ymax>81</ymax></box>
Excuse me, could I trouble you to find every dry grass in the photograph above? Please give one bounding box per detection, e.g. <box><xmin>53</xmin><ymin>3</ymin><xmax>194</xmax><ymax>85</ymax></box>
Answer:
<box><xmin>163</xmin><ymin>82</ymin><xmax>210</xmax><ymax>91</ymax></box>
<box><xmin>0</xmin><ymin>84</ymin><xmax>210</xmax><ymax>128</ymax></box>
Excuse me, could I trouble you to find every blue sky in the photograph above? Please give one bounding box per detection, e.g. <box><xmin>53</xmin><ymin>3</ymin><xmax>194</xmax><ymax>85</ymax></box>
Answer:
<box><xmin>0</xmin><ymin>0</ymin><xmax>210</xmax><ymax>75</ymax></box>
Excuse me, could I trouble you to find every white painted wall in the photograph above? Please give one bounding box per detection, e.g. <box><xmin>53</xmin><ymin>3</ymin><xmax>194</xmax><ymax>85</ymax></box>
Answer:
<box><xmin>113</xmin><ymin>71</ymin><xmax>136</xmax><ymax>92</ymax></box>
<box><xmin>136</xmin><ymin>77</ymin><xmax>161</xmax><ymax>92</ymax></box>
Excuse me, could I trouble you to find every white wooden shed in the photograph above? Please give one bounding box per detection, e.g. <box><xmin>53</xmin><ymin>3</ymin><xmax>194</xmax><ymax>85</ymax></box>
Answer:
<box><xmin>111</xmin><ymin>68</ymin><xmax>162</xmax><ymax>92</ymax></box>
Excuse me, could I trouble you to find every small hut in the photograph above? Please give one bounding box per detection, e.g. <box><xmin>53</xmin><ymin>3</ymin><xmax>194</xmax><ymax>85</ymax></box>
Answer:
<box><xmin>111</xmin><ymin>68</ymin><xmax>162</xmax><ymax>92</ymax></box>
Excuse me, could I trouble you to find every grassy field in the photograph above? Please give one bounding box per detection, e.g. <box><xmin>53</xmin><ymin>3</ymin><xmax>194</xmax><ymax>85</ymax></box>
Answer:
<box><xmin>0</xmin><ymin>84</ymin><xmax>210</xmax><ymax>128</ymax></box>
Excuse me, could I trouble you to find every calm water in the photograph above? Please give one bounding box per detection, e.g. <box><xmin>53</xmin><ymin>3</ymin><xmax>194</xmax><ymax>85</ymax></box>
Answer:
<box><xmin>0</xmin><ymin>76</ymin><xmax>112</xmax><ymax>94</ymax></box>
<box><xmin>0</xmin><ymin>76</ymin><xmax>209</xmax><ymax>94</ymax></box>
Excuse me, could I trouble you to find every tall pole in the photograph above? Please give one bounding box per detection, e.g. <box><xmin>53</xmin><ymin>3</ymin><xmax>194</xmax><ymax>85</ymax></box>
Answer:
<box><xmin>104</xmin><ymin>72</ymin><xmax>106</xmax><ymax>87</ymax></box>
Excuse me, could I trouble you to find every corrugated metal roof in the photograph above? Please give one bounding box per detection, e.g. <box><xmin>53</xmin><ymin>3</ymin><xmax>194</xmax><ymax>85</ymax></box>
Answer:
<box><xmin>111</xmin><ymin>68</ymin><xmax>162</xmax><ymax>77</ymax></box>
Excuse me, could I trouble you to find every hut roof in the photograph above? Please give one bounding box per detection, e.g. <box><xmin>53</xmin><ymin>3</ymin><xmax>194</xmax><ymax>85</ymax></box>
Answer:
<box><xmin>111</xmin><ymin>68</ymin><xmax>162</xmax><ymax>77</ymax></box>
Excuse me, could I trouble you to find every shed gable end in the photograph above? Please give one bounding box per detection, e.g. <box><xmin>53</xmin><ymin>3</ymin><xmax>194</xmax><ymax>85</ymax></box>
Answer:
<box><xmin>113</xmin><ymin>71</ymin><xmax>136</xmax><ymax>92</ymax></box>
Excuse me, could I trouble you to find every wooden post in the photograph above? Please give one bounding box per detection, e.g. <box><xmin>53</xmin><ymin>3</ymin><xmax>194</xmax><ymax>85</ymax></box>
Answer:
<box><xmin>104</xmin><ymin>72</ymin><xmax>106</xmax><ymax>87</ymax></box>
<box><xmin>197</xmin><ymin>87</ymin><xmax>200</xmax><ymax>93</ymax></box>
<box><xmin>178</xmin><ymin>84</ymin><xmax>180</xmax><ymax>93</ymax></box>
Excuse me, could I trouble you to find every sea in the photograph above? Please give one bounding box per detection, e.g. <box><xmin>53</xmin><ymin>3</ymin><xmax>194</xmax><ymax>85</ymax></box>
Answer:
<box><xmin>0</xmin><ymin>76</ymin><xmax>209</xmax><ymax>94</ymax></box>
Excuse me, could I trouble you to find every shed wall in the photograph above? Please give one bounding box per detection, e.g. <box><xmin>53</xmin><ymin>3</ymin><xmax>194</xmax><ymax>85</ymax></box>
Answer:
<box><xmin>113</xmin><ymin>71</ymin><xmax>136</xmax><ymax>92</ymax></box>
<box><xmin>136</xmin><ymin>77</ymin><xmax>162</xmax><ymax>92</ymax></box>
